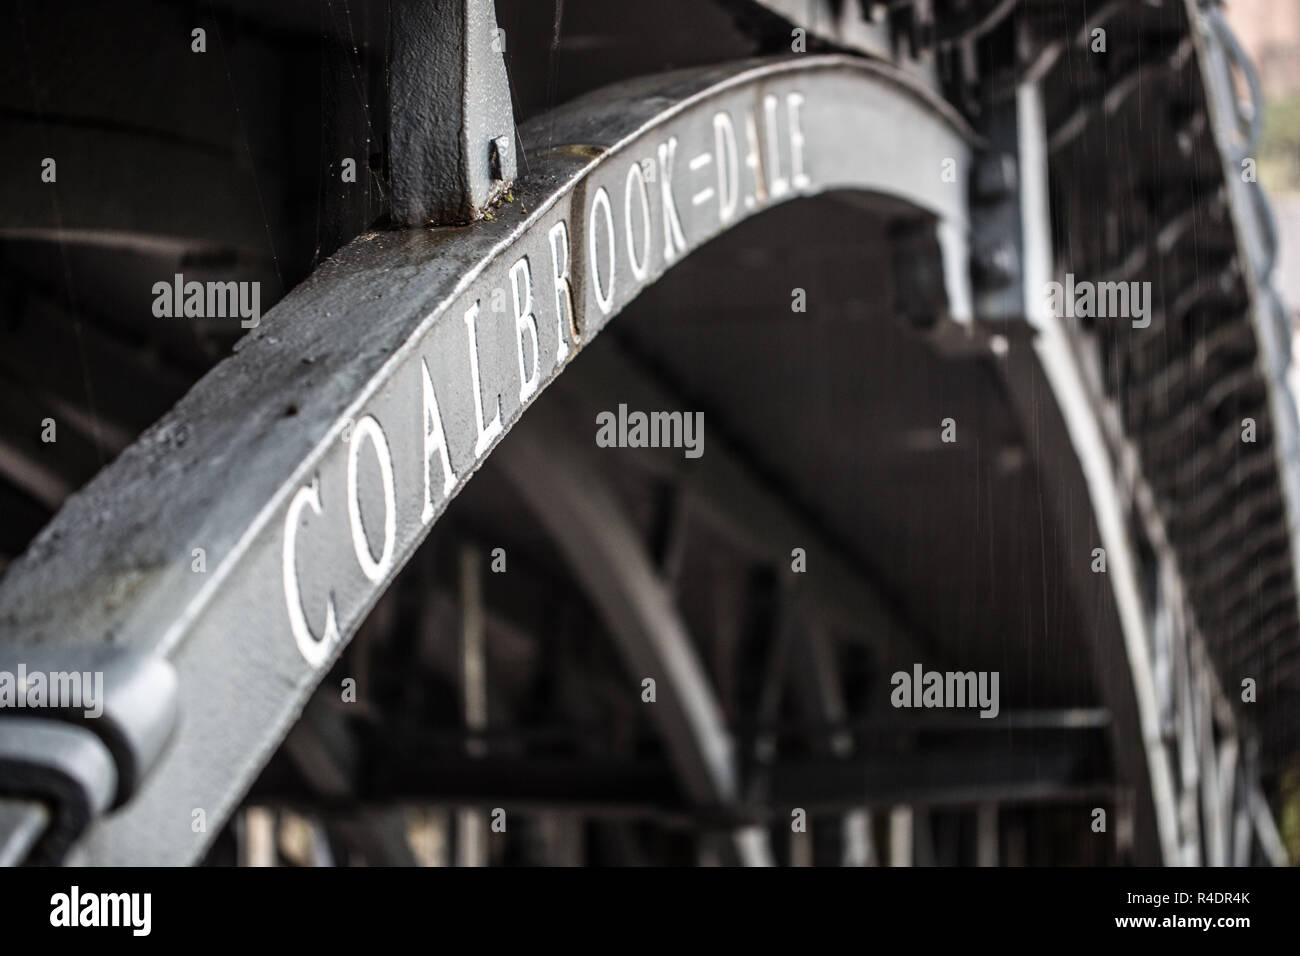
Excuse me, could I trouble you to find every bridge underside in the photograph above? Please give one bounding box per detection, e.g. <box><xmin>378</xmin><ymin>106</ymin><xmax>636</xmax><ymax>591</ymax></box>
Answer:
<box><xmin>226</xmin><ymin>195</ymin><xmax>1141</xmax><ymax>866</ymax></box>
<box><xmin>0</xmin><ymin>0</ymin><xmax>1295</xmax><ymax>867</ymax></box>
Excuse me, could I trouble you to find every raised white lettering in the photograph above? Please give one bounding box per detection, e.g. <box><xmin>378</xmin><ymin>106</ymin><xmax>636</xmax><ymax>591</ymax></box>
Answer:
<box><xmin>713</xmin><ymin>111</ymin><xmax>739</xmax><ymax>223</ymax></box>
<box><xmin>420</xmin><ymin>358</ymin><xmax>456</xmax><ymax>523</ymax></box>
<box><xmin>510</xmin><ymin>256</ymin><xmax>541</xmax><ymax>401</ymax></box>
<box><xmin>548</xmin><ymin>220</ymin><xmax>575</xmax><ymax>363</ymax></box>
<box><xmin>588</xmin><ymin>186</ymin><xmax>616</xmax><ymax>315</ymax></box>
<box><xmin>658</xmin><ymin>137</ymin><xmax>688</xmax><ymax>261</ymax></box>
<box><xmin>346</xmin><ymin>415</ymin><xmax>396</xmax><ymax>583</ymax></box>
<box><xmin>284</xmin><ymin>477</ymin><xmax>340</xmax><ymax>666</ymax></box>
<box><xmin>624</xmin><ymin>163</ymin><xmax>651</xmax><ymax>281</ymax></box>
<box><xmin>463</xmin><ymin>301</ymin><xmax>503</xmax><ymax>457</ymax></box>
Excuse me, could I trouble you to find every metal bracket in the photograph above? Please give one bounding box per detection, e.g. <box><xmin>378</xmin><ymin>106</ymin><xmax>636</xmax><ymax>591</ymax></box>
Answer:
<box><xmin>0</xmin><ymin>646</ymin><xmax>178</xmax><ymax>861</ymax></box>
<box><xmin>0</xmin><ymin>646</ymin><xmax>178</xmax><ymax>808</ymax></box>
<box><xmin>969</xmin><ymin>100</ymin><xmax>1028</xmax><ymax>321</ymax></box>
<box><xmin>0</xmin><ymin>719</ymin><xmax>117</xmax><ymax>864</ymax></box>
<box><xmin>389</xmin><ymin>0</ymin><xmax>518</xmax><ymax>225</ymax></box>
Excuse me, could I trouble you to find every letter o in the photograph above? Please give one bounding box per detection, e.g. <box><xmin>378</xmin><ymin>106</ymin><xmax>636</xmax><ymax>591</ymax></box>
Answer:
<box><xmin>624</xmin><ymin>162</ymin><xmax>651</xmax><ymax>281</ymax></box>
<box><xmin>588</xmin><ymin>186</ymin><xmax>616</xmax><ymax>315</ymax></box>
<box><xmin>346</xmin><ymin>414</ymin><xmax>396</xmax><ymax>582</ymax></box>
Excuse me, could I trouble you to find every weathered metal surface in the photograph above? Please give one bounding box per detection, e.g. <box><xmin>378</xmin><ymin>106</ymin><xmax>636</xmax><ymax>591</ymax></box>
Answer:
<box><xmin>0</xmin><ymin>0</ymin><xmax>1289</xmax><ymax>870</ymax></box>
<box><xmin>390</xmin><ymin>0</ymin><xmax>518</xmax><ymax>224</ymax></box>
<box><xmin>0</xmin><ymin>55</ymin><xmax>973</xmax><ymax>864</ymax></box>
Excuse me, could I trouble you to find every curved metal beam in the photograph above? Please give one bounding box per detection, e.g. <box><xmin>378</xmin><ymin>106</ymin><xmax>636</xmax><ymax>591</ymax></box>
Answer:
<box><xmin>0</xmin><ymin>55</ymin><xmax>974</xmax><ymax>864</ymax></box>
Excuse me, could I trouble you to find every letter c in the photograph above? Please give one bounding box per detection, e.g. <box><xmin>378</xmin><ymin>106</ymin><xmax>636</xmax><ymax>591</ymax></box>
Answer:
<box><xmin>284</xmin><ymin>476</ymin><xmax>341</xmax><ymax>667</ymax></box>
